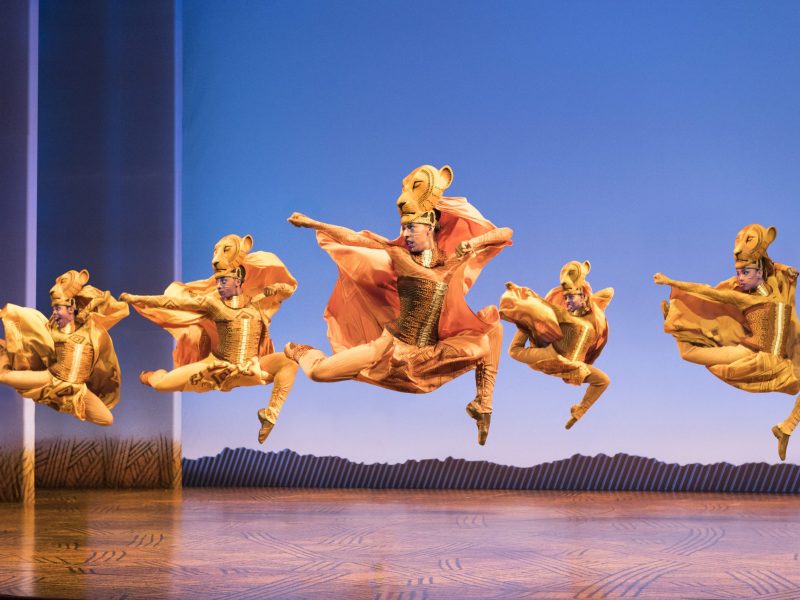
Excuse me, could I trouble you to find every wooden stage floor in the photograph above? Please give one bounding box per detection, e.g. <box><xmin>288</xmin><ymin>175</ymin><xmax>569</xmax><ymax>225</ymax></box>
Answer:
<box><xmin>1</xmin><ymin>489</ymin><xmax>799</xmax><ymax>599</ymax></box>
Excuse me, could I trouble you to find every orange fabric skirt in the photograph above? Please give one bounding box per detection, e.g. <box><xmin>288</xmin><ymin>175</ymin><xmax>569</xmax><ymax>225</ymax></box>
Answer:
<box><xmin>355</xmin><ymin>329</ymin><xmax>488</xmax><ymax>394</ymax></box>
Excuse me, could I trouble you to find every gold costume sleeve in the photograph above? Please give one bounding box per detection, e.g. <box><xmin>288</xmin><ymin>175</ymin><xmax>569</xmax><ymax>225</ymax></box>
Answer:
<box><xmin>469</xmin><ymin>227</ymin><xmax>514</xmax><ymax>252</ymax></box>
<box><xmin>127</xmin><ymin>293</ymin><xmax>211</xmax><ymax>312</ymax></box>
<box><xmin>314</xmin><ymin>223</ymin><xmax>389</xmax><ymax>250</ymax></box>
<box><xmin>0</xmin><ymin>304</ymin><xmax>54</xmax><ymax>370</ymax></box>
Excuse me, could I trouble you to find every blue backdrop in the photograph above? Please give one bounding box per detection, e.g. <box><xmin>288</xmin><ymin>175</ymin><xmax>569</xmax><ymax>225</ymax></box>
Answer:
<box><xmin>179</xmin><ymin>0</ymin><xmax>800</xmax><ymax>465</ymax></box>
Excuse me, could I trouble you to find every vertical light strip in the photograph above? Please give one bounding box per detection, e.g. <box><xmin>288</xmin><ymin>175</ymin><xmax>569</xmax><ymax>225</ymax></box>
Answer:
<box><xmin>24</xmin><ymin>0</ymin><xmax>39</xmax><ymax>454</ymax></box>
<box><xmin>172</xmin><ymin>0</ymin><xmax>183</xmax><ymax>444</ymax></box>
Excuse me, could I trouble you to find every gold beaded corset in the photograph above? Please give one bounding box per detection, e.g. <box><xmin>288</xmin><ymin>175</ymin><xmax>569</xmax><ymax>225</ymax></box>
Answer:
<box><xmin>49</xmin><ymin>329</ymin><xmax>94</xmax><ymax>384</ymax></box>
<box><xmin>553</xmin><ymin>319</ymin><xmax>596</xmax><ymax>363</ymax></box>
<box><xmin>388</xmin><ymin>275</ymin><xmax>448</xmax><ymax>347</ymax></box>
<box><xmin>213</xmin><ymin>308</ymin><xmax>265</xmax><ymax>365</ymax></box>
<box><xmin>742</xmin><ymin>302</ymin><xmax>791</xmax><ymax>357</ymax></box>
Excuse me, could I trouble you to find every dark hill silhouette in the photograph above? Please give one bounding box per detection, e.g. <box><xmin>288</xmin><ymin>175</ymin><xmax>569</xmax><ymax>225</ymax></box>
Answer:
<box><xmin>183</xmin><ymin>449</ymin><xmax>800</xmax><ymax>493</ymax></box>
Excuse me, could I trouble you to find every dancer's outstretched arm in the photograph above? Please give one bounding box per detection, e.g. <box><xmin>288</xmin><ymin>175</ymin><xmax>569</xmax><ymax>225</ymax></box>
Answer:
<box><xmin>254</xmin><ymin>283</ymin><xmax>296</xmax><ymax>320</ymax></box>
<box><xmin>455</xmin><ymin>227</ymin><xmax>513</xmax><ymax>257</ymax></box>
<box><xmin>120</xmin><ymin>292</ymin><xmax>211</xmax><ymax>313</ymax></box>
<box><xmin>653</xmin><ymin>273</ymin><xmax>748</xmax><ymax>307</ymax></box>
<box><xmin>288</xmin><ymin>212</ymin><xmax>389</xmax><ymax>249</ymax></box>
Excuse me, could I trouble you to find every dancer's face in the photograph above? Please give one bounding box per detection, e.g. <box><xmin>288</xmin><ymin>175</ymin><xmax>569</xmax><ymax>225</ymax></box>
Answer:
<box><xmin>216</xmin><ymin>276</ymin><xmax>242</xmax><ymax>299</ymax></box>
<box><xmin>402</xmin><ymin>223</ymin><xmax>434</xmax><ymax>253</ymax></box>
<box><xmin>736</xmin><ymin>265</ymin><xmax>763</xmax><ymax>292</ymax></box>
<box><xmin>52</xmin><ymin>304</ymin><xmax>75</xmax><ymax>328</ymax></box>
<box><xmin>564</xmin><ymin>292</ymin><xmax>587</xmax><ymax>314</ymax></box>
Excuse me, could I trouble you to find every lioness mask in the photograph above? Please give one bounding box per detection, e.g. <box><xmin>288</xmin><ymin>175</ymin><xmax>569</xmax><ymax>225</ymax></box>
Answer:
<box><xmin>212</xmin><ymin>234</ymin><xmax>254</xmax><ymax>277</ymax></box>
<box><xmin>560</xmin><ymin>260</ymin><xmax>591</xmax><ymax>294</ymax></box>
<box><xmin>734</xmin><ymin>224</ymin><xmax>776</xmax><ymax>269</ymax></box>
<box><xmin>396</xmin><ymin>165</ymin><xmax>453</xmax><ymax>226</ymax></box>
<box><xmin>49</xmin><ymin>269</ymin><xmax>90</xmax><ymax>307</ymax></box>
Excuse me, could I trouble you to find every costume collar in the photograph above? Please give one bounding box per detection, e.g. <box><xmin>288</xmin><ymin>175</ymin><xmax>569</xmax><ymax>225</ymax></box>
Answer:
<box><xmin>753</xmin><ymin>282</ymin><xmax>771</xmax><ymax>297</ymax></box>
<box><xmin>223</xmin><ymin>295</ymin><xmax>242</xmax><ymax>309</ymax></box>
<box><xmin>410</xmin><ymin>247</ymin><xmax>443</xmax><ymax>269</ymax></box>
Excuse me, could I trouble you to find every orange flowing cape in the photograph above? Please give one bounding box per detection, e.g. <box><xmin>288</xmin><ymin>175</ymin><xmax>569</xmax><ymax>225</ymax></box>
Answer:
<box><xmin>317</xmin><ymin>197</ymin><xmax>511</xmax><ymax>352</ymax></box>
<box><xmin>664</xmin><ymin>264</ymin><xmax>800</xmax><ymax>394</ymax></box>
<box><xmin>130</xmin><ymin>252</ymin><xmax>297</xmax><ymax>366</ymax></box>
<box><xmin>0</xmin><ymin>286</ymin><xmax>129</xmax><ymax>408</ymax></box>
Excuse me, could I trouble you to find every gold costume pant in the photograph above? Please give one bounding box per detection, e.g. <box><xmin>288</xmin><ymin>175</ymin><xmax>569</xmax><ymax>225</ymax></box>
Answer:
<box><xmin>147</xmin><ymin>352</ymin><xmax>298</xmax><ymax>425</ymax></box>
<box><xmin>509</xmin><ymin>330</ymin><xmax>609</xmax><ymax>417</ymax></box>
<box><xmin>779</xmin><ymin>397</ymin><xmax>800</xmax><ymax>436</ymax></box>
<box><xmin>0</xmin><ymin>368</ymin><xmax>113</xmax><ymax>426</ymax></box>
<box><xmin>297</xmin><ymin>324</ymin><xmax>502</xmax><ymax>413</ymax></box>
<box><xmin>259</xmin><ymin>353</ymin><xmax>298</xmax><ymax>424</ymax></box>
<box><xmin>677</xmin><ymin>341</ymin><xmax>800</xmax><ymax>436</ymax></box>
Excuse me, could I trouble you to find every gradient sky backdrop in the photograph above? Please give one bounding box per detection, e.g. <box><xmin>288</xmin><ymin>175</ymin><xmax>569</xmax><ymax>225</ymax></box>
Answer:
<box><xmin>175</xmin><ymin>0</ymin><xmax>800</xmax><ymax>465</ymax></box>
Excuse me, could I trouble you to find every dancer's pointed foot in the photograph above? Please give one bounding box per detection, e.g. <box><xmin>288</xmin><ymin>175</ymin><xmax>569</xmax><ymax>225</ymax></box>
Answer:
<box><xmin>466</xmin><ymin>401</ymin><xmax>491</xmax><ymax>446</ymax></box>
<box><xmin>565</xmin><ymin>404</ymin><xmax>583</xmax><ymax>430</ymax></box>
<box><xmin>284</xmin><ymin>342</ymin><xmax>314</xmax><ymax>363</ymax></box>
<box><xmin>257</xmin><ymin>408</ymin><xmax>275</xmax><ymax>444</ymax></box>
<box><xmin>772</xmin><ymin>425</ymin><xmax>790</xmax><ymax>461</ymax></box>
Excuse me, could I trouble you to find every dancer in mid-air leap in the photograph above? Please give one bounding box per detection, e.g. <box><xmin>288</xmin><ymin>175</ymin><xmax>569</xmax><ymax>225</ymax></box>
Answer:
<box><xmin>123</xmin><ymin>234</ymin><xmax>299</xmax><ymax>444</ymax></box>
<box><xmin>655</xmin><ymin>224</ymin><xmax>800</xmax><ymax>460</ymax></box>
<box><xmin>286</xmin><ymin>164</ymin><xmax>512</xmax><ymax>445</ymax></box>
<box><xmin>0</xmin><ymin>269</ymin><xmax>128</xmax><ymax>425</ymax></box>
<box><xmin>500</xmin><ymin>260</ymin><xmax>613</xmax><ymax>429</ymax></box>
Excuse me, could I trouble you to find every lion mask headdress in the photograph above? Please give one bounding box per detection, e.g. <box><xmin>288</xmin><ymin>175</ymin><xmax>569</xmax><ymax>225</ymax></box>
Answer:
<box><xmin>396</xmin><ymin>164</ymin><xmax>454</xmax><ymax>227</ymax></box>
<box><xmin>49</xmin><ymin>269</ymin><xmax>90</xmax><ymax>307</ymax></box>
<box><xmin>212</xmin><ymin>234</ymin><xmax>253</xmax><ymax>279</ymax></box>
<box><xmin>734</xmin><ymin>224</ymin><xmax>776</xmax><ymax>270</ymax></box>
<box><xmin>560</xmin><ymin>260</ymin><xmax>591</xmax><ymax>295</ymax></box>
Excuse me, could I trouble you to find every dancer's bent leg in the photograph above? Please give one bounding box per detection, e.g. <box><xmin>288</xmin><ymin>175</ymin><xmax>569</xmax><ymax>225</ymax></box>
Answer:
<box><xmin>294</xmin><ymin>331</ymin><xmax>394</xmax><ymax>383</ymax></box>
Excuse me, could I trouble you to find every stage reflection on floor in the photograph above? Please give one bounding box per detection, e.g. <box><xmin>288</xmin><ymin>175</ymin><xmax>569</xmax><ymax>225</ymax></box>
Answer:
<box><xmin>1</xmin><ymin>489</ymin><xmax>799</xmax><ymax>599</ymax></box>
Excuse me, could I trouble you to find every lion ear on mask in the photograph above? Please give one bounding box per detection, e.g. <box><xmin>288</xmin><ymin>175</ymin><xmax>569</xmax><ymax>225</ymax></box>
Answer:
<box><xmin>766</xmin><ymin>226</ymin><xmax>777</xmax><ymax>245</ymax></box>
<box><xmin>438</xmin><ymin>165</ymin><xmax>454</xmax><ymax>191</ymax></box>
<box><xmin>581</xmin><ymin>261</ymin><xmax>591</xmax><ymax>276</ymax></box>
<box><xmin>241</xmin><ymin>235</ymin><xmax>254</xmax><ymax>254</ymax></box>
<box><xmin>78</xmin><ymin>269</ymin><xmax>90</xmax><ymax>286</ymax></box>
